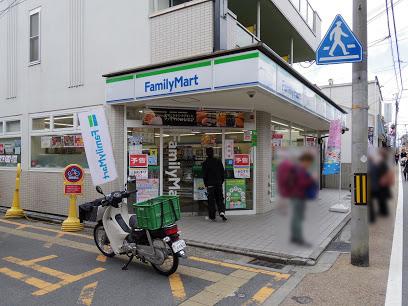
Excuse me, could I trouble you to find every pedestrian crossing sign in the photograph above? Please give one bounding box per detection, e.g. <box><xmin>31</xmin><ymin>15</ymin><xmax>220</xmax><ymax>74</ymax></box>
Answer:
<box><xmin>316</xmin><ymin>14</ymin><xmax>363</xmax><ymax>65</ymax></box>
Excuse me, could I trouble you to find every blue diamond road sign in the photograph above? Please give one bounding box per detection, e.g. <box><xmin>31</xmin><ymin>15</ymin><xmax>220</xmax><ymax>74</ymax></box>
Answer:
<box><xmin>316</xmin><ymin>14</ymin><xmax>363</xmax><ymax>65</ymax></box>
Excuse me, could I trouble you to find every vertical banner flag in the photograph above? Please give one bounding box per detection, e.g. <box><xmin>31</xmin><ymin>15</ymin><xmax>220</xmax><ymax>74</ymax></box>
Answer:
<box><xmin>78</xmin><ymin>108</ymin><xmax>118</xmax><ymax>185</ymax></box>
<box><xmin>323</xmin><ymin>119</ymin><xmax>342</xmax><ymax>175</ymax></box>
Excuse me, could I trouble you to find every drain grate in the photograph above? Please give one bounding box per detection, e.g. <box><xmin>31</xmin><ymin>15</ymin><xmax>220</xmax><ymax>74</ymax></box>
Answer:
<box><xmin>326</xmin><ymin>241</ymin><xmax>351</xmax><ymax>252</ymax></box>
<box><xmin>249</xmin><ymin>259</ymin><xmax>285</xmax><ymax>269</ymax></box>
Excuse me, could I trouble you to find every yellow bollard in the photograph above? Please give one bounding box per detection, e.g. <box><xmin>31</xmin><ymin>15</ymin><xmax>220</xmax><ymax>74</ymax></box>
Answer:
<box><xmin>61</xmin><ymin>195</ymin><xmax>83</xmax><ymax>232</ymax></box>
<box><xmin>5</xmin><ymin>163</ymin><xmax>25</xmax><ymax>218</ymax></box>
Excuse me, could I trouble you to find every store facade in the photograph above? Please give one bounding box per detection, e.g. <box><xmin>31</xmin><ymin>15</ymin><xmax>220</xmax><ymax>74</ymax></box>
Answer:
<box><xmin>104</xmin><ymin>45</ymin><xmax>347</xmax><ymax>215</ymax></box>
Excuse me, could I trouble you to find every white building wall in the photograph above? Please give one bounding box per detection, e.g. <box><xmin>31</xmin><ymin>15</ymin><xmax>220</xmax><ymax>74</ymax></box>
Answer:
<box><xmin>0</xmin><ymin>0</ymin><xmax>151</xmax><ymax>214</ymax></box>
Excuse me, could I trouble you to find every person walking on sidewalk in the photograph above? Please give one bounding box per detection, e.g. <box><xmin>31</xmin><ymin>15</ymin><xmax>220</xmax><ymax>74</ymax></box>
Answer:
<box><xmin>202</xmin><ymin>147</ymin><xmax>227</xmax><ymax>222</ymax></box>
<box><xmin>395</xmin><ymin>152</ymin><xmax>399</xmax><ymax>165</ymax></box>
<box><xmin>404</xmin><ymin>161</ymin><xmax>408</xmax><ymax>181</ymax></box>
<box><xmin>277</xmin><ymin>152</ymin><xmax>317</xmax><ymax>246</ymax></box>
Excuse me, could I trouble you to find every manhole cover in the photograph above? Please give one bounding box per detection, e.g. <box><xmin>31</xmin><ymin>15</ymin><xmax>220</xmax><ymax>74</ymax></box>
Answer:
<box><xmin>326</xmin><ymin>241</ymin><xmax>351</xmax><ymax>252</ymax></box>
<box><xmin>292</xmin><ymin>296</ymin><xmax>313</xmax><ymax>304</ymax></box>
<box><xmin>249</xmin><ymin>259</ymin><xmax>285</xmax><ymax>269</ymax></box>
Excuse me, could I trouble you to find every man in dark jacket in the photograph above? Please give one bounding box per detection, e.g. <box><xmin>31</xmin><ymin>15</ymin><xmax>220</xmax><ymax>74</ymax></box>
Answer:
<box><xmin>202</xmin><ymin>147</ymin><xmax>227</xmax><ymax>221</ymax></box>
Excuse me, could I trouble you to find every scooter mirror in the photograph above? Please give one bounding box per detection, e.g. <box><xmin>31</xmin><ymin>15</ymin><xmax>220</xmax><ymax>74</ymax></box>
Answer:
<box><xmin>96</xmin><ymin>186</ymin><xmax>104</xmax><ymax>195</ymax></box>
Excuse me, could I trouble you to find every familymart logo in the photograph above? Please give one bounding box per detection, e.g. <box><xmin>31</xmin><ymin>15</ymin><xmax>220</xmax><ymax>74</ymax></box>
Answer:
<box><xmin>88</xmin><ymin>114</ymin><xmax>98</xmax><ymax>128</ymax></box>
<box><xmin>88</xmin><ymin>114</ymin><xmax>110</xmax><ymax>180</ymax></box>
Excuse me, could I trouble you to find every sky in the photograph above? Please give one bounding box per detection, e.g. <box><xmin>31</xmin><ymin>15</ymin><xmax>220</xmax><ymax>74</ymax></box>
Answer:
<box><xmin>295</xmin><ymin>0</ymin><xmax>408</xmax><ymax>137</ymax></box>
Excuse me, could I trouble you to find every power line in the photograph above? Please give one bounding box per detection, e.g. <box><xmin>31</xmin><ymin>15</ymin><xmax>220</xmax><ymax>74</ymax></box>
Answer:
<box><xmin>385</xmin><ymin>0</ymin><xmax>401</xmax><ymax>94</ymax></box>
<box><xmin>390</xmin><ymin>0</ymin><xmax>405</xmax><ymax>90</ymax></box>
<box><xmin>368</xmin><ymin>0</ymin><xmax>405</xmax><ymax>23</ymax></box>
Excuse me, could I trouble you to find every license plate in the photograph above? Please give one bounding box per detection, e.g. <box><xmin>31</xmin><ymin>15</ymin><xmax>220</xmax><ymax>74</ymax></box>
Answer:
<box><xmin>172</xmin><ymin>240</ymin><xmax>186</xmax><ymax>253</ymax></box>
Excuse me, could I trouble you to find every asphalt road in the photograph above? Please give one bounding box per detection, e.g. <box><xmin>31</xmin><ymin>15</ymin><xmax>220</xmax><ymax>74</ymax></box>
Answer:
<box><xmin>0</xmin><ymin>218</ymin><xmax>292</xmax><ymax>306</ymax></box>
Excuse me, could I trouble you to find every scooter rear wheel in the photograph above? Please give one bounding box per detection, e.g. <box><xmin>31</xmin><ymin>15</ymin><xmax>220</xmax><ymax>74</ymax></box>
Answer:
<box><xmin>151</xmin><ymin>246</ymin><xmax>179</xmax><ymax>276</ymax></box>
<box><xmin>94</xmin><ymin>223</ymin><xmax>115</xmax><ymax>258</ymax></box>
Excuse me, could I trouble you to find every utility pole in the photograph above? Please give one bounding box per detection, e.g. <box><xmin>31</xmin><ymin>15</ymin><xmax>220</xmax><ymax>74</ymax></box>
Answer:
<box><xmin>351</xmin><ymin>0</ymin><xmax>369</xmax><ymax>267</ymax></box>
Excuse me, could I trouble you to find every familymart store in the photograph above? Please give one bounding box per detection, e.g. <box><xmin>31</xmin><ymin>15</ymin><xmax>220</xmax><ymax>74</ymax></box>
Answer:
<box><xmin>104</xmin><ymin>45</ymin><xmax>346</xmax><ymax>215</ymax></box>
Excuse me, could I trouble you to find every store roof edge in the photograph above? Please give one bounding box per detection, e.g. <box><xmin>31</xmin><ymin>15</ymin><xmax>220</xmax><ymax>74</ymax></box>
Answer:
<box><xmin>103</xmin><ymin>43</ymin><xmax>347</xmax><ymax>114</ymax></box>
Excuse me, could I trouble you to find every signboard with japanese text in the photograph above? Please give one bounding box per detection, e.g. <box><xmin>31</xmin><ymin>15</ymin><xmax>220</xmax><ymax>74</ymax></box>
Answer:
<box><xmin>129</xmin><ymin>154</ymin><xmax>148</xmax><ymax>168</ymax></box>
<box><xmin>129</xmin><ymin>168</ymin><xmax>149</xmax><ymax>180</ymax></box>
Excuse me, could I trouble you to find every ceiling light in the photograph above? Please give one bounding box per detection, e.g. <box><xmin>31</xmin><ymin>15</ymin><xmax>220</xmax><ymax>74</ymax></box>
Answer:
<box><xmin>271</xmin><ymin>120</ymin><xmax>288</xmax><ymax>127</ymax></box>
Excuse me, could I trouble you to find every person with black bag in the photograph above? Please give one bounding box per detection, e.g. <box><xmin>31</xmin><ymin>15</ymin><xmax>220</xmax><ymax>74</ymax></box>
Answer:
<box><xmin>202</xmin><ymin>147</ymin><xmax>227</xmax><ymax>222</ymax></box>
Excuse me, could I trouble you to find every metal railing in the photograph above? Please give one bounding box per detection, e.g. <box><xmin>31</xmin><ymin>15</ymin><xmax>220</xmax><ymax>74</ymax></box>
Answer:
<box><xmin>235</xmin><ymin>22</ymin><xmax>260</xmax><ymax>48</ymax></box>
<box><xmin>289</xmin><ymin>0</ymin><xmax>318</xmax><ymax>32</ymax></box>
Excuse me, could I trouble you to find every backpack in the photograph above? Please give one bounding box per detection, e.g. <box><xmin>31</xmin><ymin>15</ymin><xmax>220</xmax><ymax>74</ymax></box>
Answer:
<box><xmin>277</xmin><ymin>160</ymin><xmax>298</xmax><ymax>198</ymax></box>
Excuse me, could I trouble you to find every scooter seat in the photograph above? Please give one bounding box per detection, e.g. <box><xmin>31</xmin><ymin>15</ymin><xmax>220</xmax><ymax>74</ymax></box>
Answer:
<box><xmin>129</xmin><ymin>215</ymin><xmax>138</xmax><ymax>229</ymax></box>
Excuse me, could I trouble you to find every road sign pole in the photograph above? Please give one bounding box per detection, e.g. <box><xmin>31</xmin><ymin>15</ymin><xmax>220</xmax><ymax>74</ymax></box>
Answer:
<box><xmin>351</xmin><ymin>0</ymin><xmax>369</xmax><ymax>267</ymax></box>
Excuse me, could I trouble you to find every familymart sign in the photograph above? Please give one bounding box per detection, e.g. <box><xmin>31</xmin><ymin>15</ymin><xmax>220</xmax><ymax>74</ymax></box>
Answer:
<box><xmin>105</xmin><ymin>52</ymin><xmax>259</xmax><ymax>103</ymax></box>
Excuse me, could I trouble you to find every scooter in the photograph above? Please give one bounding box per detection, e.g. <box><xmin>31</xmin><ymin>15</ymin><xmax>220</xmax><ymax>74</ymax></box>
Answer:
<box><xmin>91</xmin><ymin>183</ymin><xmax>187</xmax><ymax>276</ymax></box>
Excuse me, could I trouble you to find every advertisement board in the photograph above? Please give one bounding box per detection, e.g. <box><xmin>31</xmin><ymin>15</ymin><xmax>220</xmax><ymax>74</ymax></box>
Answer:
<box><xmin>225</xmin><ymin>179</ymin><xmax>246</xmax><ymax>209</ymax></box>
<box><xmin>78</xmin><ymin>108</ymin><xmax>118</xmax><ymax>186</ymax></box>
<box><xmin>129</xmin><ymin>154</ymin><xmax>148</xmax><ymax>168</ymax></box>
<box><xmin>136</xmin><ymin>179</ymin><xmax>159</xmax><ymax>203</ymax></box>
<box><xmin>193</xmin><ymin>178</ymin><xmax>207</xmax><ymax>201</ymax></box>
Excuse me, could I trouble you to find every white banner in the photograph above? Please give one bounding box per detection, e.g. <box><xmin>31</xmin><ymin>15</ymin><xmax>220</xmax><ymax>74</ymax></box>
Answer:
<box><xmin>78</xmin><ymin>108</ymin><xmax>118</xmax><ymax>186</ymax></box>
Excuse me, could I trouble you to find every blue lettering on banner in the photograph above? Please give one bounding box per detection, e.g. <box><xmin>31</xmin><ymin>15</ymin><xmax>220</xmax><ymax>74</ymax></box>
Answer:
<box><xmin>144</xmin><ymin>75</ymin><xmax>199</xmax><ymax>93</ymax></box>
<box><xmin>91</xmin><ymin>130</ymin><xmax>110</xmax><ymax>180</ymax></box>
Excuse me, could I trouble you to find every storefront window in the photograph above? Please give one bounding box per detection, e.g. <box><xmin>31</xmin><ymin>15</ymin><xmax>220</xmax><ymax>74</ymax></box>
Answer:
<box><xmin>32</xmin><ymin>117</ymin><xmax>50</xmax><ymax>130</ymax></box>
<box><xmin>0</xmin><ymin>137</ymin><xmax>21</xmax><ymax>167</ymax></box>
<box><xmin>0</xmin><ymin>122</ymin><xmax>3</xmax><ymax>134</ymax></box>
<box><xmin>31</xmin><ymin>134</ymin><xmax>87</xmax><ymax>168</ymax></box>
<box><xmin>6</xmin><ymin>120</ymin><xmax>20</xmax><ymax>133</ymax></box>
<box><xmin>127</xmin><ymin>127</ymin><xmax>161</xmax><ymax>204</ymax></box>
<box><xmin>53</xmin><ymin>115</ymin><xmax>74</xmax><ymax>129</ymax></box>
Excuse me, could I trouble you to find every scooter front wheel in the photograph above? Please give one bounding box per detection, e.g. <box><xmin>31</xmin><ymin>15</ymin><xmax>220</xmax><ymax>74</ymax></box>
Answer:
<box><xmin>94</xmin><ymin>222</ymin><xmax>115</xmax><ymax>258</ymax></box>
<box><xmin>151</xmin><ymin>245</ymin><xmax>179</xmax><ymax>276</ymax></box>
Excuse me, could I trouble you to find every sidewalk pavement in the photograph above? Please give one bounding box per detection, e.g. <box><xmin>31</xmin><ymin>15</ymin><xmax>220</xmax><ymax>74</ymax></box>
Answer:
<box><xmin>179</xmin><ymin>189</ymin><xmax>350</xmax><ymax>265</ymax></box>
<box><xmin>279</xmin><ymin>184</ymin><xmax>397</xmax><ymax>305</ymax></box>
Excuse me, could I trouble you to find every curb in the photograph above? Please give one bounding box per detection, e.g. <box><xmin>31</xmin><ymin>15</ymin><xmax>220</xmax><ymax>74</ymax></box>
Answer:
<box><xmin>1</xmin><ymin>207</ymin><xmax>351</xmax><ymax>266</ymax></box>
<box><xmin>0</xmin><ymin>207</ymin><xmax>95</xmax><ymax>229</ymax></box>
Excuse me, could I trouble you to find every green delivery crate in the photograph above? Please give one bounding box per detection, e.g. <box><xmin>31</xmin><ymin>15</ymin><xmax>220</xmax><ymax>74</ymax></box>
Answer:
<box><xmin>133</xmin><ymin>196</ymin><xmax>181</xmax><ymax>230</ymax></box>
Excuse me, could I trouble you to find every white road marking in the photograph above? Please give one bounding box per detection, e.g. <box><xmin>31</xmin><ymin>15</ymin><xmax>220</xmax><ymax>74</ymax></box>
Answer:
<box><xmin>385</xmin><ymin>170</ymin><xmax>403</xmax><ymax>306</ymax></box>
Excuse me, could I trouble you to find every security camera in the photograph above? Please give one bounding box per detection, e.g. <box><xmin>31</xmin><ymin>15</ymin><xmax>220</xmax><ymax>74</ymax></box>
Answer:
<box><xmin>247</xmin><ymin>91</ymin><xmax>256</xmax><ymax>98</ymax></box>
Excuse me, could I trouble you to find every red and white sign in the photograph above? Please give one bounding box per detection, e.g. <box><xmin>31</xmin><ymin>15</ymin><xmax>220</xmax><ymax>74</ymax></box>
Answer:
<box><xmin>129</xmin><ymin>154</ymin><xmax>148</xmax><ymax>168</ymax></box>
<box><xmin>234</xmin><ymin>154</ymin><xmax>250</xmax><ymax>166</ymax></box>
<box><xmin>64</xmin><ymin>184</ymin><xmax>82</xmax><ymax>195</ymax></box>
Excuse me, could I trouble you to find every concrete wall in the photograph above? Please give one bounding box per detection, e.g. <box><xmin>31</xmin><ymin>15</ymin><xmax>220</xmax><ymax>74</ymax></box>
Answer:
<box><xmin>0</xmin><ymin>0</ymin><xmax>140</xmax><ymax>215</ymax></box>
<box><xmin>150</xmin><ymin>0</ymin><xmax>214</xmax><ymax>63</ymax></box>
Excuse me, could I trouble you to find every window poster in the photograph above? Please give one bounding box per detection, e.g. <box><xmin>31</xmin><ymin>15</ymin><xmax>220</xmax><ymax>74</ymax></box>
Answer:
<box><xmin>4</xmin><ymin>155</ymin><xmax>11</xmax><ymax>163</ymax></box>
<box><xmin>225</xmin><ymin>179</ymin><xmax>246</xmax><ymax>209</ymax></box>
<box><xmin>0</xmin><ymin>156</ymin><xmax>4</xmax><ymax>162</ymax></box>
<box><xmin>11</xmin><ymin>155</ymin><xmax>18</xmax><ymax>164</ymax></box>
<box><xmin>148</xmin><ymin>148</ymin><xmax>158</xmax><ymax>165</ymax></box>
<box><xmin>51</xmin><ymin>136</ymin><xmax>62</xmax><ymax>148</ymax></box>
<box><xmin>14</xmin><ymin>147</ymin><xmax>21</xmax><ymax>155</ymax></box>
<box><xmin>63</xmin><ymin>135</ymin><xmax>75</xmax><ymax>147</ymax></box>
<box><xmin>41</xmin><ymin>136</ymin><xmax>52</xmax><ymax>149</ymax></box>
<box><xmin>74</xmin><ymin>135</ymin><xmax>84</xmax><ymax>147</ymax></box>
<box><xmin>136</xmin><ymin>179</ymin><xmax>159</xmax><ymax>203</ymax></box>
<box><xmin>193</xmin><ymin>178</ymin><xmax>207</xmax><ymax>201</ymax></box>
<box><xmin>0</xmin><ymin>144</ymin><xmax>4</xmax><ymax>154</ymax></box>
<box><xmin>224</xmin><ymin>139</ymin><xmax>234</xmax><ymax>160</ymax></box>
<box><xmin>4</xmin><ymin>144</ymin><xmax>14</xmax><ymax>154</ymax></box>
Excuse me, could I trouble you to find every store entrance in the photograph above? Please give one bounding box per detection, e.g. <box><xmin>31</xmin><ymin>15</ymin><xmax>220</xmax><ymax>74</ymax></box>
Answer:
<box><xmin>162</xmin><ymin>128</ymin><xmax>222</xmax><ymax>215</ymax></box>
